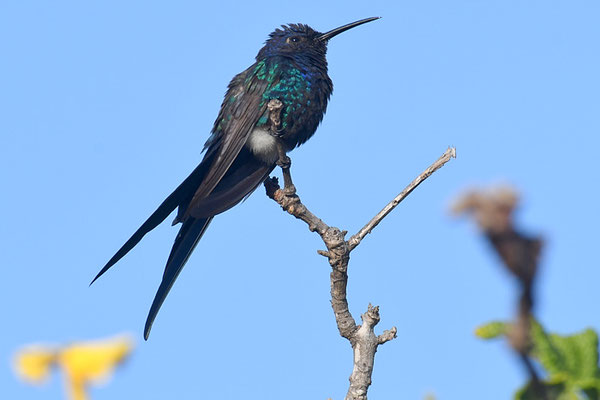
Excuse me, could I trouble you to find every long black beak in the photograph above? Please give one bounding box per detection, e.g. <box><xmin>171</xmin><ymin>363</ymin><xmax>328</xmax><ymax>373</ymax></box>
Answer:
<box><xmin>318</xmin><ymin>17</ymin><xmax>380</xmax><ymax>42</ymax></box>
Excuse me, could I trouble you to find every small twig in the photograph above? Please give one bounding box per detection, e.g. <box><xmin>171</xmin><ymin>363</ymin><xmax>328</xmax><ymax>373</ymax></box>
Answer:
<box><xmin>264</xmin><ymin>177</ymin><xmax>328</xmax><ymax>235</ymax></box>
<box><xmin>348</xmin><ymin>147</ymin><xmax>456</xmax><ymax>251</ymax></box>
<box><xmin>377</xmin><ymin>327</ymin><xmax>398</xmax><ymax>345</ymax></box>
<box><xmin>265</xmin><ymin>147</ymin><xmax>455</xmax><ymax>399</ymax></box>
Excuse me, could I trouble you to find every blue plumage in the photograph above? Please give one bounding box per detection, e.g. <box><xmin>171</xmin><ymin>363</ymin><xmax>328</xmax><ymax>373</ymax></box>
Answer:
<box><xmin>92</xmin><ymin>17</ymin><xmax>379</xmax><ymax>339</ymax></box>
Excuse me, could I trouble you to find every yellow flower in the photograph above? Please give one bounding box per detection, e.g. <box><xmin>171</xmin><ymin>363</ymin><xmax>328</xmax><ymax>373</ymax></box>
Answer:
<box><xmin>14</xmin><ymin>335</ymin><xmax>134</xmax><ymax>400</ymax></box>
<box><xmin>14</xmin><ymin>345</ymin><xmax>56</xmax><ymax>383</ymax></box>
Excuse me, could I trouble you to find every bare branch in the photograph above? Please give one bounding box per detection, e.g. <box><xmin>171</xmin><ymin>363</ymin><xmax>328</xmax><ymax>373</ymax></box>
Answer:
<box><xmin>265</xmin><ymin>177</ymin><xmax>357</xmax><ymax>339</ymax></box>
<box><xmin>264</xmin><ymin>177</ymin><xmax>328</xmax><ymax>235</ymax></box>
<box><xmin>265</xmin><ymin>147</ymin><xmax>455</xmax><ymax>399</ymax></box>
<box><xmin>377</xmin><ymin>327</ymin><xmax>398</xmax><ymax>345</ymax></box>
<box><xmin>346</xmin><ymin>304</ymin><xmax>382</xmax><ymax>399</ymax></box>
<box><xmin>348</xmin><ymin>147</ymin><xmax>456</xmax><ymax>251</ymax></box>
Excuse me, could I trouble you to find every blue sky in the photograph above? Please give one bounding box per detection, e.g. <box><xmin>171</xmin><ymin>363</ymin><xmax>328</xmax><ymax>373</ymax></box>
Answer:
<box><xmin>1</xmin><ymin>1</ymin><xmax>599</xmax><ymax>399</ymax></box>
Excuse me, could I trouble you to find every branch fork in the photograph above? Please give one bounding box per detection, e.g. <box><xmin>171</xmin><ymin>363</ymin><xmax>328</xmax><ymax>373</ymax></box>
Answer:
<box><xmin>266</xmin><ymin>147</ymin><xmax>456</xmax><ymax>399</ymax></box>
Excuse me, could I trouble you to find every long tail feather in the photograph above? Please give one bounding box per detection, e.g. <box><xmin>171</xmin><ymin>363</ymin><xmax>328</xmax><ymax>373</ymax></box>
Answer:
<box><xmin>143</xmin><ymin>217</ymin><xmax>212</xmax><ymax>340</ymax></box>
<box><xmin>90</xmin><ymin>162</ymin><xmax>208</xmax><ymax>285</ymax></box>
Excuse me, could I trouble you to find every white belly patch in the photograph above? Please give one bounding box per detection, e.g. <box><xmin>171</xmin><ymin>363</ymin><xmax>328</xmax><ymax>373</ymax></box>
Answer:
<box><xmin>246</xmin><ymin>127</ymin><xmax>279</xmax><ymax>164</ymax></box>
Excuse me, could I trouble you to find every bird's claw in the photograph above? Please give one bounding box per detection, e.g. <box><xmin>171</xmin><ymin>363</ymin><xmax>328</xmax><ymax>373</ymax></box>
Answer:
<box><xmin>267</xmin><ymin>99</ymin><xmax>283</xmax><ymax>133</ymax></box>
<box><xmin>271</xmin><ymin>127</ymin><xmax>285</xmax><ymax>138</ymax></box>
<box><xmin>276</xmin><ymin>154</ymin><xmax>291</xmax><ymax>169</ymax></box>
<box><xmin>283</xmin><ymin>184</ymin><xmax>296</xmax><ymax>196</ymax></box>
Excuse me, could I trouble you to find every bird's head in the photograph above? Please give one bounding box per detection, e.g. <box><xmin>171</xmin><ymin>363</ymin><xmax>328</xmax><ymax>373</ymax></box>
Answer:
<box><xmin>257</xmin><ymin>17</ymin><xmax>379</xmax><ymax>63</ymax></box>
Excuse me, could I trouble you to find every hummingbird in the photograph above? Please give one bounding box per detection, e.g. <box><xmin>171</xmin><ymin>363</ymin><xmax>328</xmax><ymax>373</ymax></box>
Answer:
<box><xmin>92</xmin><ymin>17</ymin><xmax>379</xmax><ymax>340</ymax></box>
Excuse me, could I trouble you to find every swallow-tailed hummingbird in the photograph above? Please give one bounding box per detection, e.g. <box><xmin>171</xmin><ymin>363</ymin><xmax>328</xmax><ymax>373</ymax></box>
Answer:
<box><xmin>92</xmin><ymin>17</ymin><xmax>379</xmax><ymax>339</ymax></box>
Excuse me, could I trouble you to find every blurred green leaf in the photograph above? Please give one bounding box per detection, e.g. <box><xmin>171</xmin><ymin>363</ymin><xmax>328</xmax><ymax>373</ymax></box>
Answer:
<box><xmin>514</xmin><ymin>380</ymin><xmax>569</xmax><ymax>400</ymax></box>
<box><xmin>475</xmin><ymin>321</ymin><xmax>508</xmax><ymax>339</ymax></box>
<box><xmin>476</xmin><ymin>319</ymin><xmax>600</xmax><ymax>399</ymax></box>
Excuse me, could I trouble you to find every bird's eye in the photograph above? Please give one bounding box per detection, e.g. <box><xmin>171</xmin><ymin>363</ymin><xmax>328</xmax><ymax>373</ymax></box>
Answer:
<box><xmin>286</xmin><ymin>36</ymin><xmax>301</xmax><ymax>44</ymax></box>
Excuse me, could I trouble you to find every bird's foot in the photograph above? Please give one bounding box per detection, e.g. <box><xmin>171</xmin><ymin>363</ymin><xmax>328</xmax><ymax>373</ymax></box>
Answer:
<box><xmin>276</xmin><ymin>154</ymin><xmax>291</xmax><ymax>169</ymax></box>
<box><xmin>283</xmin><ymin>183</ymin><xmax>296</xmax><ymax>196</ymax></box>
<box><xmin>267</xmin><ymin>99</ymin><xmax>283</xmax><ymax>133</ymax></box>
<box><xmin>271</xmin><ymin>127</ymin><xmax>285</xmax><ymax>138</ymax></box>
<box><xmin>274</xmin><ymin>138</ymin><xmax>295</xmax><ymax>194</ymax></box>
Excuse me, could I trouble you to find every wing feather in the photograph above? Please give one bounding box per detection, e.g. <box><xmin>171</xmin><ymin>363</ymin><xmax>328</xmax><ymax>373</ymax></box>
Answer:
<box><xmin>185</xmin><ymin>63</ymin><xmax>280</xmax><ymax>214</ymax></box>
<box><xmin>189</xmin><ymin>152</ymin><xmax>274</xmax><ymax>218</ymax></box>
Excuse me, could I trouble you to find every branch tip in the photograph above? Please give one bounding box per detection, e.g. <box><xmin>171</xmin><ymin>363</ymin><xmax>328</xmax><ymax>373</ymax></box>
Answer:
<box><xmin>449</xmin><ymin>146</ymin><xmax>457</xmax><ymax>159</ymax></box>
<box><xmin>377</xmin><ymin>327</ymin><xmax>398</xmax><ymax>345</ymax></box>
<box><xmin>317</xmin><ymin>249</ymin><xmax>330</xmax><ymax>258</ymax></box>
<box><xmin>349</xmin><ymin>147</ymin><xmax>456</xmax><ymax>251</ymax></box>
